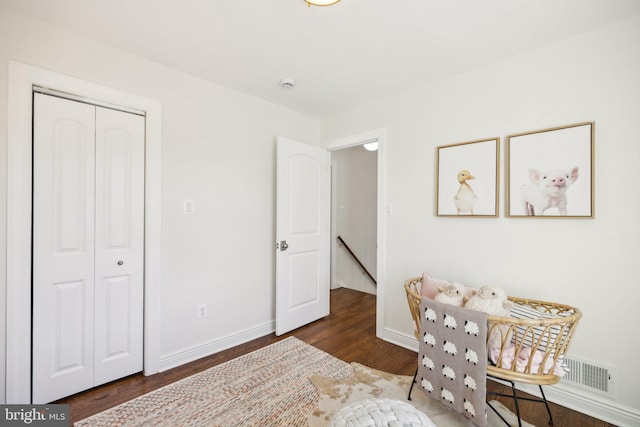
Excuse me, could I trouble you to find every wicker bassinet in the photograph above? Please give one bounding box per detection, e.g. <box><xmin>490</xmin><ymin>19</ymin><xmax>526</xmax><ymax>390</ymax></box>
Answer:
<box><xmin>404</xmin><ymin>276</ymin><xmax>582</xmax><ymax>386</ymax></box>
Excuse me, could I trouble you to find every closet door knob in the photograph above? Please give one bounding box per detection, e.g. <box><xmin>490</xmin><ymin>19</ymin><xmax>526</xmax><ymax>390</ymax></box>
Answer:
<box><xmin>117</xmin><ymin>260</ymin><xmax>124</xmax><ymax>266</ymax></box>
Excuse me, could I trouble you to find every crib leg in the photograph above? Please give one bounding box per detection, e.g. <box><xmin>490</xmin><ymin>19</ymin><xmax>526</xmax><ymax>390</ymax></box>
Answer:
<box><xmin>486</xmin><ymin>400</ymin><xmax>512</xmax><ymax>427</ymax></box>
<box><xmin>510</xmin><ymin>381</ymin><xmax>523</xmax><ymax>427</ymax></box>
<box><xmin>487</xmin><ymin>378</ymin><xmax>554</xmax><ymax>427</ymax></box>
<box><xmin>539</xmin><ymin>385</ymin><xmax>554</xmax><ymax>426</ymax></box>
<box><xmin>408</xmin><ymin>366</ymin><xmax>418</xmax><ymax>401</ymax></box>
<box><xmin>486</xmin><ymin>379</ymin><xmax>522</xmax><ymax>427</ymax></box>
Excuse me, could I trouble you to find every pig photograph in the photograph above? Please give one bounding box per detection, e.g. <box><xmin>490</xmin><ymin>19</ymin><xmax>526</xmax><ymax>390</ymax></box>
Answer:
<box><xmin>521</xmin><ymin>166</ymin><xmax>579</xmax><ymax>216</ymax></box>
<box><xmin>507</xmin><ymin>122</ymin><xmax>593</xmax><ymax>217</ymax></box>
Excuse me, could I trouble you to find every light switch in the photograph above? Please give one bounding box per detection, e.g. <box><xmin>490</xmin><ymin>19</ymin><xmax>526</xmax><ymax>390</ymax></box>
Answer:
<box><xmin>184</xmin><ymin>200</ymin><xmax>194</xmax><ymax>214</ymax></box>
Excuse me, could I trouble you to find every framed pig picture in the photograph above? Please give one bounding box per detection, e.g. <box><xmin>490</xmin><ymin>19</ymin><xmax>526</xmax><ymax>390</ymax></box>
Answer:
<box><xmin>436</xmin><ymin>138</ymin><xmax>499</xmax><ymax>217</ymax></box>
<box><xmin>506</xmin><ymin>122</ymin><xmax>594</xmax><ymax>218</ymax></box>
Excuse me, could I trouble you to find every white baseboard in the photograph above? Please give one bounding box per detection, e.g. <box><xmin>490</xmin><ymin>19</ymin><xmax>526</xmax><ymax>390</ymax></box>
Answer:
<box><xmin>381</xmin><ymin>327</ymin><xmax>640</xmax><ymax>427</ymax></box>
<box><xmin>158</xmin><ymin>321</ymin><xmax>275</xmax><ymax>372</ymax></box>
<box><xmin>381</xmin><ymin>327</ymin><xmax>419</xmax><ymax>353</ymax></box>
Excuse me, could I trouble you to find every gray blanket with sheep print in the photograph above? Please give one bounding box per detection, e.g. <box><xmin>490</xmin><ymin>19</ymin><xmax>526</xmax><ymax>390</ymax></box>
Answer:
<box><xmin>418</xmin><ymin>298</ymin><xmax>488</xmax><ymax>427</ymax></box>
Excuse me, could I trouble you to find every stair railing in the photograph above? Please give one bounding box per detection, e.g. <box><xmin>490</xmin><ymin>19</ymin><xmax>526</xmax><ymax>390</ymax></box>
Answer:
<box><xmin>336</xmin><ymin>235</ymin><xmax>377</xmax><ymax>285</ymax></box>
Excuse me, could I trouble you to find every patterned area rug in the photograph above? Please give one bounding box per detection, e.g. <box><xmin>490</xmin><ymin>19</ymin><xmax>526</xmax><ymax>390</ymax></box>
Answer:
<box><xmin>77</xmin><ymin>337</ymin><xmax>535</xmax><ymax>426</ymax></box>
<box><xmin>308</xmin><ymin>363</ymin><xmax>536</xmax><ymax>427</ymax></box>
<box><xmin>76</xmin><ymin>337</ymin><xmax>354</xmax><ymax>426</ymax></box>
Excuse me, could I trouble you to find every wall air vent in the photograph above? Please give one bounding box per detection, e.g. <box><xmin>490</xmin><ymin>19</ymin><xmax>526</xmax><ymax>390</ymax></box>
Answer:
<box><xmin>561</xmin><ymin>355</ymin><xmax>615</xmax><ymax>398</ymax></box>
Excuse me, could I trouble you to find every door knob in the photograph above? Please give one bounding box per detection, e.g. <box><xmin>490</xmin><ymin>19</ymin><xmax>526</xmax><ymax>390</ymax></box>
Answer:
<box><xmin>117</xmin><ymin>260</ymin><xmax>124</xmax><ymax>265</ymax></box>
<box><xmin>279</xmin><ymin>241</ymin><xmax>289</xmax><ymax>251</ymax></box>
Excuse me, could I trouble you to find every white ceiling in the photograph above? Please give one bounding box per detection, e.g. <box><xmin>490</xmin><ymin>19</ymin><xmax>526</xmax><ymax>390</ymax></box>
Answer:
<box><xmin>2</xmin><ymin>0</ymin><xmax>640</xmax><ymax>117</ymax></box>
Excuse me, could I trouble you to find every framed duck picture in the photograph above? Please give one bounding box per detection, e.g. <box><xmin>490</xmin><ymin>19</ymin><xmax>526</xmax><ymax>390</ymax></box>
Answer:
<box><xmin>436</xmin><ymin>138</ymin><xmax>500</xmax><ymax>217</ymax></box>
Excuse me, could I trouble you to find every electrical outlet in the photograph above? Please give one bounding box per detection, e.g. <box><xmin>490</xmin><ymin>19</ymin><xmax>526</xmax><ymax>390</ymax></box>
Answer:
<box><xmin>197</xmin><ymin>303</ymin><xmax>207</xmax><ymax>319</ymax></box>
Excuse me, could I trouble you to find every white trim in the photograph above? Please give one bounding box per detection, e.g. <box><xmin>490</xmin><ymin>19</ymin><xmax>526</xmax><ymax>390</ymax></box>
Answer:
<box><xmin>375</xmin><ymin>130</ymin><xmax>387</xmax><ymax>338</ymax></box>
<box><xmin>159</xmin><ymin>321</ymin><xmax>275</xmax><ymax>372</ymax></box>
<box><xmin>6</xmin><ymin>61</ymin><xmax>162</xmax><ymax>403</ymax></box>
<box><xmin>382</xmin><ymin>327</ymin><xmax>418</xmax><ymax>353</ymax></box>
<box><xmin>33</xmin><ymin>85</ymin><xmax>146</xmax><ymax>116</ymax></box>
<box><xmin>330</xmin><ymin>159</ymin><xmax>340</xmax><ymax>290</ymax></box>
<box><xmin>326</xmin><ymin>128</ymin><xmax>383</xmax><ymax>151</ymax></box>
<box><xmin>325</xmin><ymin>128</ymin><xmax>387</xmax><ymax>338</ymax></box>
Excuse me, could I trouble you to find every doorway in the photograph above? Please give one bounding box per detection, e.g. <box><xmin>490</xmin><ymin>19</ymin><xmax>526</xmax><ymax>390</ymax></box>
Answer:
<box><xmin>331</xmin><ymin>144</ymin><xmax>378</xmax><ymax>295</ymax></box>
<box><xmin>326</xmin><ymin>129</ymin><xmax>386</xmax><ymax>338</ymax></box>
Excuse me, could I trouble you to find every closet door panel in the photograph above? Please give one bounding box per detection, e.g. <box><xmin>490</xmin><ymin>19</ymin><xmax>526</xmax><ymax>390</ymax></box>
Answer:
<box><xmin>32</xmin><ymin>93</ymin><xmax>96</xmax><ymax>404</ymax></box>
<box><xmin>94</xmin><ymin>107</ymin><xmax>145</xmax><ymax>386</ymax></box>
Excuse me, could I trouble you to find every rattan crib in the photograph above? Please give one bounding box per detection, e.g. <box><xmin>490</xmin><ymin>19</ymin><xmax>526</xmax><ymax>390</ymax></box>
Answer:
<box><xmin>404</xmin><ymin>276</ymin><xmax>582</xmax><ymax>426</ymax></box>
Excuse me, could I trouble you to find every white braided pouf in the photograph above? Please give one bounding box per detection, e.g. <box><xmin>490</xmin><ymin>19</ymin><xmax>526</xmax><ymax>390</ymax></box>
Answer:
<box><xmin>329</xmin><ymin>398</ymin><xmax>436</xmax><ymax>427</ymax></box>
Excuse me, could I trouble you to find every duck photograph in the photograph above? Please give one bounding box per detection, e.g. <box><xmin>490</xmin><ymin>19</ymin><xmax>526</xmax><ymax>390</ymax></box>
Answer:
<box><xmin>437</xmin><ymin>138</ymin><xmax>499</xmax><ymax>217</ymax></box>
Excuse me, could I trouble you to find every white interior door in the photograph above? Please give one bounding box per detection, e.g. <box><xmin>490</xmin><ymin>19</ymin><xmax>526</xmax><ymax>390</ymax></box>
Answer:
<box><xmin>32</xmin><ymin>93</ymin><xmax>144</xmax><ymax>403</ymax></box>
<box><xmin>32</xmin><ymin>94</ymin><xmax>97</xmax><ymax>404</ymax></box>
<box><xmin>93</xmin><ymin>106</ymin><xmax>145</xmax><ymax>386</ymax></box>
<box><xmin>275</xmin><ymin>137</ymin><xmax>331</xmax><ymax>335</ymax></box>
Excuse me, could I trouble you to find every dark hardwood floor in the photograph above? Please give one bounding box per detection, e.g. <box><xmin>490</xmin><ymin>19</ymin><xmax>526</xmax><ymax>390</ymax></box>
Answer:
<box><xmin>58</xmin><ymin>287</ymin><xmax>612</xmax><ymax>426</ymax></box>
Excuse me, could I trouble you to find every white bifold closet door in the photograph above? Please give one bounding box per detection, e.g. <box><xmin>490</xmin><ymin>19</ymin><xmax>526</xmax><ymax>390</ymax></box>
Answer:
<box><xmin>32</xmin><ymin>93</ymin><xmax>145</xmax><ymax>404</ymax></box>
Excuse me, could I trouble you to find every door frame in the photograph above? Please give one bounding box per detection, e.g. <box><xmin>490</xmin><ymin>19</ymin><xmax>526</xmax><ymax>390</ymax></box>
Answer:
<box><xmin>6</xmin><ymin>61</ymin><xmax>162</xmax><ymax>403</ymax></box>
<box><xmin>325</xmin><ymin>128</ymin><xmax>386</xmax><ymax>338</ymax></box>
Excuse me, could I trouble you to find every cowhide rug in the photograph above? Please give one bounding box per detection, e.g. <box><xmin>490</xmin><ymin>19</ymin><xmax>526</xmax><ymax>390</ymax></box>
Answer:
<box><xmin>308</xmin><ymin>362</ymin><xmax>535</xmax><ymax>427</ymax></box>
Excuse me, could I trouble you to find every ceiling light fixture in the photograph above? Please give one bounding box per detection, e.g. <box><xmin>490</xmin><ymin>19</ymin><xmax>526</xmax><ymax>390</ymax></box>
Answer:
<box><xmin>363</xmin><ymin>142</ymin><xmax>378</xmax><ymax>152</ymax></box>
<box><xmin>305</xmin><ymin>0</ymin><xmax>341</xmax><ymax>6</ymax></box>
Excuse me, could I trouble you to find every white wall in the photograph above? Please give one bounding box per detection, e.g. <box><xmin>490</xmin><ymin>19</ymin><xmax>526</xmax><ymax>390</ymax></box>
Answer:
<box><xmin>332</xmin><ymin>146</ymin><xmax>377</xmax><ymax>294</ymax></box>
<box><xmin>321</xmin><ymin>14</ymin><xmax>640</xmax><ymax>424</ymax></box>
<box><xmin>0</xmin><ymin>6</ymin><xmax>319</xmax><ymax>401</ymax></box>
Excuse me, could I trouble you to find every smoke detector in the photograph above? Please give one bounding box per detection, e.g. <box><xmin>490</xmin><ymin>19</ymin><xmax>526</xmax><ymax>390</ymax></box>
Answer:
<box><xmin>280</xmin><ymin>78</ymin><xmax>296</xmax><ymax>89</ymax></box>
